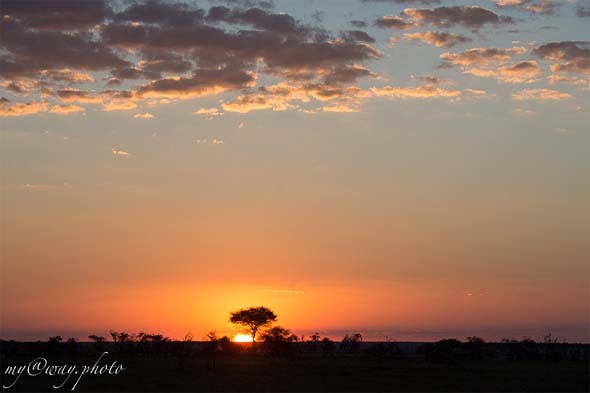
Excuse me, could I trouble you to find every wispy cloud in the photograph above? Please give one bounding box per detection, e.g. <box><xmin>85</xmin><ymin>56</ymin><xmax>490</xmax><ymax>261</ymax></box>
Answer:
<box><xmin>133</xmin><ymin>112</ymin><xmax>154</xmax><ymax>119</ymax></box>
<box><xmin>112</xmin><ymin>148</ymin><xmax>130</xmax><ymax>156</ymax></box>
<box><xmin>512</xmin><ymin>88</ymin><xmax>573</xmax><ymax>100</ymax></box>
<box><xmin>49</xmin><ymin>104</ymin><xmax>85</xmax><ymax>115</ymax></box>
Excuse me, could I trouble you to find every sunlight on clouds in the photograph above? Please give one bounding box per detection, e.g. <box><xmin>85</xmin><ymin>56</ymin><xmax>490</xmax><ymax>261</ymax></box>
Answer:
<box><xmin>103</xmin><ymin>101</ymin><xmax>138</xmax><ymax>111</ymax></box>
<box><xmin>0</xmin><ymin>99</ymin><xmax>47</xmax><ymax>117</ymax></box>
<box><xmin>133</xmin><ymin>112</ymin><xmax>154</xmax><ymax>119</ymax></box>
<box><xmin>111</xmin><ymin>149</ymin><xmax>130</xmax><ymax>156</ymax></box>
<box><xmin>49</xmin><ymin>104</ymin><xmax>85</xmax><ymax>115</ymax></box>
<box><xmin>512</xmin><ymin>88</ymin><xmax>573</xmax><ymax>101</ymax></box>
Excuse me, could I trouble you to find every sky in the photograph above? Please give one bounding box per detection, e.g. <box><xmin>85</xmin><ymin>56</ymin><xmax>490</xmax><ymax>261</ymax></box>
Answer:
<box><xmin>1</xmin><ymin>0</ymin><xmax>589</xmax><ymax>343</ymax></box>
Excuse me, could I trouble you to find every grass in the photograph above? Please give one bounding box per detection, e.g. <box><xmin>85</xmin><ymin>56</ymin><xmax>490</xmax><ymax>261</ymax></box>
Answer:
<box><xmin>2</xmin><ymin>350</ymin><xmax>588</xmax><ymax>392</ymax></box>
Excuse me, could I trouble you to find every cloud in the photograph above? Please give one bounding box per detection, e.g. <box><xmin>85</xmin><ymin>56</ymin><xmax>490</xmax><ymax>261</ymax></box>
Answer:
<box><xmin>513</xmin><ymin>108</ymin><xmax>539</xmax><ymax>117</ymax></box>
<box><xmin>577</xmin><ymin>6</ymin><xmax>590</xmax><ymax>17</ymax></box>
<box><xmin>512</xmin><ymin>88</ymin><xmax>573</xmax><ymax>100</ymax></box>
<box><xmin>495</xmin><ymin>0</ymin><xmax>558</xmax><ymax>15</ymax></box>
<box><xmin>41</xmin><ymin>69</ymin><xmax>95</xmax><ymax>83</ymax></box>
<box><xmin>194</xmin><ymin>108</ymin><xmax>224</xmax><ymax>117</ymax></box>
<box><xmin>403</xmin><ymin>6</ymin><xmax>514</xmax><ymax>29</ymax></box>
<box><xmin>222</xmin><ymin>92</ymin><xmax>299</xmax><ymax>113</ymax></box>
<box><xmin>374</xmin><ymin>16</ymin><xmax>415</xmax><ymax>30</ymax></box>
<box><xmin>112</xmin><ymin>149</ymin><xmax>130</xmax><ymax>156</ymax></box>
<box><xmin>195</xmin><ymin>138</ymin><xmax>225</xmax><ymax>144</ymax></box>
<box><xmin>465</xmin><ymin>88</ymin><xmax>487</xmax><ymax>95</ymax></box>
<box><xmin>533</xmin><ymin>41</ymin><xmax>590</xmax><ymax>75</ymax></box>
<box><xmin>136</xmin><ymin>68</ymin><xmax>257</xmax><ymax>99</ymax></box>
<box><xmin>21</xmin><ymin>183</ymin><xmax>57</xmax><ymax>191</ymax></box>
<box><xmin>133</xmin><ymin>112</ymin><xmax>155</xmax><ymax>119</ymax></box>
<box><xmin>0</xmin><ymin>1</ymin><xmax>384</xmax><ymax>115</ymax></box>
<box><xmin>546</xmin><ymin>75</ymin><xmax>589</xmax><ymax>86</ymax></box>
<box><xmin>440</xmin><ymin>46</ymin><xmax>527</xmax><ymax>67</ymax></box>
<box><xmin>102</xmin><ymin>101</ymin><xmax>138</xmax><ymax>111</ymax></box>
<box><xmin>371</xmin><ymin>85</ymin><xmax>461</xmax><ymax>99</ymax></box>
<box><xmin>464</xmin><ymin>60</ymin><xmax>543</xmax><ymax>84</ymax></box>
<box><xmin>49</xmin><ymin>104</ymin><xmax>85</xmax><ymax>115</ymax></box>
<box><xmin>404</xmin><ymin>31</ymin><xmax>472</xmax><ymax>48</ymax></box>
<box><xmin>0</xmin><ymin>0</ymin><xmax>113</xmax><ymax>30</ymax></box>
<box><xmin>321</xmin><ymin>101</ymin><xmax>361</xmax><ymax>112</ymax></box>
<box><xmin>0</xmin><ymin>18</ymin><xmax>129</xmax><ymax>80</ymax></box>
<box><xmin>340</xmin><ymin>30</ymin><xmax>376</xmax><ymax>44</ymax></box>
<box><xmin>221</xmin><ymin>82</ymin><xmax>372</xmax><ymax>113</ymax></box>
<box><xmin>0</xmin><ymin>99</ymin><xmax>47</xmax><ymax>117</ymax></box>
<box><xmin>55</xmin><ymin>89</ymin><xmax>103</xmax><ymax>104</ymax></box>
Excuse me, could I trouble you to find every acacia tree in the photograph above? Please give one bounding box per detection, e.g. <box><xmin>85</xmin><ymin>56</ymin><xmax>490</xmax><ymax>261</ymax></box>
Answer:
<box><xmin>229</xmin><ymin>306</ymin><xmax>277</xmax><ymax>342</ymax></box>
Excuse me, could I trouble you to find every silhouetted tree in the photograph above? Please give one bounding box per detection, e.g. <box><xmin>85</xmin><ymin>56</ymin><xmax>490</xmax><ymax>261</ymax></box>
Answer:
<box><xmin>174</xmin><ymin>331</ymin><xmax>194</xmax><ymax>371</ymax></box>
<box><xmin>88</xmin><ymin>335</ymin><xmax>106</xmax><ymax>353</ymax></box>
<box><xmin>260</xmin><ymin>326</ymin><xmax>298</xmax><ymax>356</ymax></box>
<box><xmin>421</xmin><ymin>339</ymin><xmax>462</xmax><ymax>364</ymax></box>
<box><xmin>320</xmin><ymin>337</ymin><xmax>335</xmax><ymax>356</ymax></box>
<box><xmin>110</xmin><ymin>330</ymin><xmax>131</xmax><ymax>343</ymax></box>
<box><xmin>229</xmin><ymin>306</ymin><xmax>277</xmax><ymax>342</ymax></box>
<box><xmin>340</xmin><ymin>333</ymin><xmax>363</xmax><ymax>352</ymax></box>
<box><xmin>308</xmin><ymin>332</ymin><xmax>321</xmax><ymax>352</ymax></box>
<box><xmin>47</xmin><ymin>336</ymin><xmax>63</xmax><ymax>354</ymax></box>
<box><xmin>543</xmin><ymin>332</ymin><xmax>563</xmax><ymax>360</ymax></box>
<box><xmin>465</xmin><ymin>336</ymin><xmax>486</xmax><ymax>360</ymax></box>
<box><xmin>203</xmin><ymin>331</ymin><xmax>222</xmax><ymax>369</ymax></box>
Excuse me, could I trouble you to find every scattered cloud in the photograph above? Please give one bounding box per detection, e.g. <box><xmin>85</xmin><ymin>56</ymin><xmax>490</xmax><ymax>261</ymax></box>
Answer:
<box><xmin>546</xmin><ymin>74</ymin><xmax>589</xmax><ymax>86</ymax></box>
<box><xmin>49</xmin><ymin>104</ymin><xmax>85</xmax><ymax>115</ymax></box>
<box><xmin>194</xmin><ymin>108</ymin><xmax>224</xmax><ymax>117</ymax></box>
<box><xmin>405</xmin><ymin>31</ymin><xmax>472</xmax><ymax>48</ymax></box>
<box><xmin>512</xmin><ymin>88</ymin><xmax>572</xmax><ymax>100</ymax></box>
<box><xmin>371</xmin><ymin>85</ymin><xmax>461</xmax><ymax>99</ymax></box>
<box><xmin>464</xmin><ymin>60</ymin><xmax>543</xmax><ymax>84</ymax></box>
<box><xmin>533</xmin><ymin>41</ymin><xmax>590</xmax><ymax>75</ymax></box>
<box><xmin>495</xmin><ymin>0</ymin><xmax>558</xmax><ymax>15</ymax></box>
<box><xmin>55</xmin><ymin>89</ymin><xmax>103</xmax><ymax>104</ymax></box>
<box><xmin>403</xmin><ymin>6</ymin><xmax>514</xmax><ymax>30</ymax></box>
<box><xmin>111</xmin><ymin>149</ymin><xmax>130</xmax><ymax>156</ymax></box>
<box><xmin>133</xmin><ymin>112</ymin><xmax>154</xmax><ymax>119</ymax></box>
<box><xmin>102</xmin><ymin>101</ymin><xmax>138</xmax><ymax>111</ymax></box>
<box><xmin>374</xmin><ymin>16</ymin><xmax>415</xmax><ymax>30</ymax></box>
<box><xmin>0</xmin><ymin>99</ymin><xmax>47</xmax><ymax>117</ymax></box>
<box><xmin>195</xmin><ymin>138</ymin><xmax>224</xmax><ymax>144</ymax></box>
<box><xmin>513</xmin><ymin>107</ymin><xmax>539</xmax><ymax>117</ymax></box>
<box><xmin>440</xmin><ymin>46</ymin><xmax>527</xmax><ymax>67</ymax></box>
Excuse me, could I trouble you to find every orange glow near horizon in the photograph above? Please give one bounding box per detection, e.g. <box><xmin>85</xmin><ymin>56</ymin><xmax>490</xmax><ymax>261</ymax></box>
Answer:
<box><xmin>234</xmin><ymin>334</ymin><xmax>254</xmax><ymax>343</ymax></box>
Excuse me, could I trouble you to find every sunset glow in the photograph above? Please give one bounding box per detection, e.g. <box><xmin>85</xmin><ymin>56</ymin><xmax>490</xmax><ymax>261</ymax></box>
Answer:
<box><xmin>234</xmin><ymin>334</ymin><xmax>254</xmax><ymax>343</ymax></box>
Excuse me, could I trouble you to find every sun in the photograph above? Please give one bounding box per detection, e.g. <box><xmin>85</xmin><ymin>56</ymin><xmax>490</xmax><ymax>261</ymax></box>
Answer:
<box><xmin>233</xmin><ymin>334</ymin><xmax>253</xmax><ymax>343</ymax></box>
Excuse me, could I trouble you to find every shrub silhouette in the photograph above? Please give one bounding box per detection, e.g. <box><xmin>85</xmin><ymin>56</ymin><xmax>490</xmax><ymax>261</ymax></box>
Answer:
<box><xmin>261</xmin><ymin>326</ymin><xmax>299</xmax><ymax>356</ymax></box>
<box><xmin>340</xmin><ymin>333</ymin><xmax>363</xmax><ymax>352</ymax></box>
<box><xmin>420</xmin><ymin>338</ymin><xmax>463</xmax><ymax>364</ymax></box>
<box><xmin>88</xmin><ymin>335</ymin><xmax>106</xmax><ymax>353</ymax></box>
<box><xmin>465</xmin><ymin>336</ymin><xmax>486</xmax><ymax>360</ymax></box>
<box><xmin>321</xmin><ymin>337</ymin><xmax>336</xmax><ymax>356</ymax></box>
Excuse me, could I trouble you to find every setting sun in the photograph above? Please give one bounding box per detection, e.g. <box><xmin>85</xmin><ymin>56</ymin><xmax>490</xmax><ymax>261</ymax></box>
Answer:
<box><xmin>233</xmin><ymin>334</ymin><xmax>254</xmax><ymax>343</ymax></box>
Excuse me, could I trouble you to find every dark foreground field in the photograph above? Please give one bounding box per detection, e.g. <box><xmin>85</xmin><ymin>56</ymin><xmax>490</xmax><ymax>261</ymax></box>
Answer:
<box><xmin>2</xmin><ymin>341</ymin><xmax>588</xmax><ymax>392</ymax></box>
